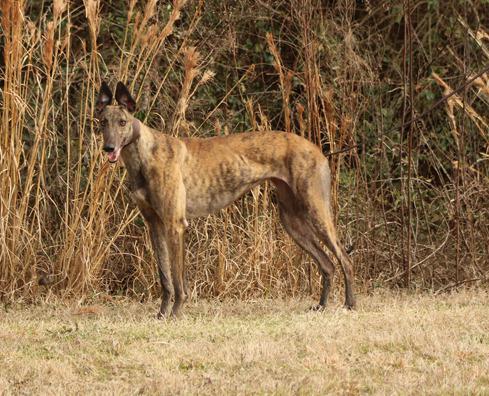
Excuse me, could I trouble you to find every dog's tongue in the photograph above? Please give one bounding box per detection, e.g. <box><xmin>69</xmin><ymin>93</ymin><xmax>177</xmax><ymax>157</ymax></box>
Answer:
<box><xmin>108</xmin><ymin>149</ymin><xmax>120</xmax><ymax>163</ymax></box>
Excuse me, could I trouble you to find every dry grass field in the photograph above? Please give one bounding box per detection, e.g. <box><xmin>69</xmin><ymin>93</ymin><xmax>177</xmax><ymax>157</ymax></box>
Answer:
<box><xmin>1</xmin><ymin>289</ymin><xmax>488</xmax><ymax>395</ymax></box>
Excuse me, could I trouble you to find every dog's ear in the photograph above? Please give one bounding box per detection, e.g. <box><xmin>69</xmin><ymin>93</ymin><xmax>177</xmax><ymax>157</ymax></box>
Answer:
<box><xmin>96</xmin><ymin>81</ymin><xmax>113</xmax><ymax>114</ymax></box>
<box><xmin>115</xmin><ymin>81</ymin><xmax>136</xmax><ymax>113</ymax></box>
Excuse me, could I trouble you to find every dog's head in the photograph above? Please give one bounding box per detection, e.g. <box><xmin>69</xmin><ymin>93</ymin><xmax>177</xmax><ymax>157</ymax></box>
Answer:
<box><xmin>95</xmin><ymin>81</ymin><xmax>140</xmax><ymax>163</ymax></box>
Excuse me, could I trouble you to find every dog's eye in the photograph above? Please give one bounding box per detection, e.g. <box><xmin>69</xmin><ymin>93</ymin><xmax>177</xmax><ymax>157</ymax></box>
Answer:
<box><xmin>119</xmin><ymin>120</ymin><xmax>126</xmax><ymax>126</ymax></box>
<box><xmin>100</xmin><ymin>119</ymin><xmax>108</xmax><ymax>127</ymax></box>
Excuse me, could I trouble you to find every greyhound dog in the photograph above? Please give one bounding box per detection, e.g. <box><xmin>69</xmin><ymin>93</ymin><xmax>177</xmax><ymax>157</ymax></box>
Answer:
<box><xmin>96</xmin><ymin>81</ymin><xmax>355</xmax><ymax>317</ymax></box>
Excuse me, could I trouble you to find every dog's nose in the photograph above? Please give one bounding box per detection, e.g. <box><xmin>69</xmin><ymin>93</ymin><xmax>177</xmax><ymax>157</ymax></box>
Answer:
<box><xmin>103</xmin><ymin>145</ymin><xmax>115</xmax><ymax>153</ymax></box>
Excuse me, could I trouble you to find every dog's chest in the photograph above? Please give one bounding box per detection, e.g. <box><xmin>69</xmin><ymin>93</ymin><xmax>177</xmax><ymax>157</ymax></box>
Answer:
<box><xmin>129</xmin><ymin>171</ymin><xmax>152</xmax><ymax>210</ymax></box>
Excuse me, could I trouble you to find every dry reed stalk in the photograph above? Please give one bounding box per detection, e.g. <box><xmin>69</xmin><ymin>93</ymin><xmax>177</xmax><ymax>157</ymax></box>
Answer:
<box><xmin>169</xmin><ymin>48</ymin><xmax>215</xmax><ymax>137</ymax></box>
<box><xmin>296</xmin><ymin>103</ymin><xmax>306</xmax><ymax>137</ymax></box>
<box><xmin>266</xmin><ymin>32</ymin><xmax>293</xmax><ymax>133</ymax></box>
<box><xmin>119</xmin><ymin>0</ymin><xmax>157</xmax><ymax>80</ymax></box>
<box><xmin>432</xmin><ymin>72</ymin><xmax>488</xmax><ymax>139</ymax></box>
<box><xmin>134</xmin><ymin>0</ymin><xmax>189</xmax><ymax>86</ymax></box>
<box><xmin>171</xmin><ymin>47</ymin><xmax>201</xmax><ymax>135</ymax></box>
<box><xmin>0</xmin><ymin>0</ymin><xmax>34</xmax><ymax>298</ymax></box>
<box><xmin>245</xmin><ymin>99</ymin><xmax>258</xmax><ymax>130</ymax></box>
<box><xmin>119</xmin><ymin>0</ymin><xmax>188</xmax><ymax>94</ymax></box>
<box><xmin>297</xmin><ymin>2</ymin><xmax>322</xmax><ymax>145</ymax></box>
<box><xmin>83</xmin><ymin>0</ymin><xmax>100</xmax><ymax>52</ymax></box>
<box><xmin>458</xmin><ymin>17</ymin><xmax>489</xmax><ymax>60</ymax></box>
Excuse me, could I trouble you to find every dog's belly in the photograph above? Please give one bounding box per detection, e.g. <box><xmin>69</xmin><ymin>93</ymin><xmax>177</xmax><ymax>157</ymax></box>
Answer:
<box><xmin>185</xmin><ymin>181</ymin><xmax>261</xmax><ymax>218</ymax></box>
<box><xmin>183</xmin><ymin>160</ymin><xmax>274</xmax><ymax>218</ymax></box>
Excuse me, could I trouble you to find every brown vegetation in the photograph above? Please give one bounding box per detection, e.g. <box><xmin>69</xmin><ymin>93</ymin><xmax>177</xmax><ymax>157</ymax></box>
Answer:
<box><xmin>0</xmin><ymin>0</ymin><xmax>488</xmax><ymax>301</ymax></box>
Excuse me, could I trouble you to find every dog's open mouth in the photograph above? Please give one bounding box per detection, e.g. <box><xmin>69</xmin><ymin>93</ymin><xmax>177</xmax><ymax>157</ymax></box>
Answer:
<box><xmin>107</xmin><ymin>148</ymin><xmax>122</xmax><ymax>163</ymax></box>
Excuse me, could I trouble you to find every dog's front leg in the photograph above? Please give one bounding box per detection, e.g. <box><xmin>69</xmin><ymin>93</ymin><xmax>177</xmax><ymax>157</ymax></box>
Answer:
<box><xmin>164</xmin><ymin>218</ymin><xmax>187</xmax><ymax>317</ymax></box>
<box><xmin>141</xmin><ymin>210</ymin><xmax>174</xmax><ymax>318</ymax></box>
<box><xmin>152</xmin><ymin>167</ymin><xmax>188</xmax><ymax>317</ymax></box>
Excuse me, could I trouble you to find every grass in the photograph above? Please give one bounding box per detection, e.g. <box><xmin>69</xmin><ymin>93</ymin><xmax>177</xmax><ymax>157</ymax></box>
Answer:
<box><xmin>1</xmin><ymin>289</ymin><xmax>488</xmax><ymax>395</ymax></box>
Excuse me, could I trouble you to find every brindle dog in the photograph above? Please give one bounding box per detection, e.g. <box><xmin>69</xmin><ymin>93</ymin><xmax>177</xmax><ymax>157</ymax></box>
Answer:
<box><xmin>96</xmin><ymin>81</ymin><xmax>356</xmax><ymax>317</ymax></box>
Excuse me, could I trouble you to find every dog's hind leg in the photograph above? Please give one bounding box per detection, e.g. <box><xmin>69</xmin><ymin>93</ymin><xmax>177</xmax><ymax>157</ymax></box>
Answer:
<box><xmin>274</xmin><ymin>179</ymin><xmax>336</xmax><ymax>309</ymax></box>
<box><xmin>298</xmin><ymin>170</ymin><xmax>356</xmax><ymax>309</ymax></box>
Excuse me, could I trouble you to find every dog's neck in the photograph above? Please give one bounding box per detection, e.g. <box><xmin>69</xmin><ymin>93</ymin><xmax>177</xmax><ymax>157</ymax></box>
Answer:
<box><xmin>126</xmin><ymin>118</ymin><xmax>141</xmax><ymax>146</ymax></box>
<box><xmin>121</xmin><ymin>118</ymin><xmax>152</xmax><ymax>183</ymax></box>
